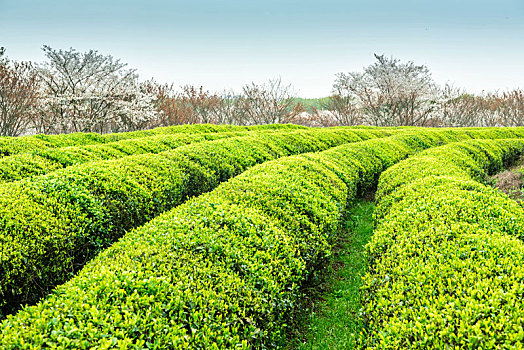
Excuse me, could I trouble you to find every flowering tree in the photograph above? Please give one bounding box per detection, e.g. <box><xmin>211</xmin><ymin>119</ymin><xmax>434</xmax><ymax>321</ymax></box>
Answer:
<box><xmin>36</xmin><ymin>46</ymin><xmax>158</xmax><ymax>134</ymax></box>
<box><xmin>334</xmin><ymin>54</ymin><xmax>440</xmax><ymax>126</ymax></box>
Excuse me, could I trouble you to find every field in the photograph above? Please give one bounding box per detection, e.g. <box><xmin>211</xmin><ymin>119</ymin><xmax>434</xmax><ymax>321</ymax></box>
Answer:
<box><xmin>1</xmin><ymin>124</ymin><xmax>524</xmax><ymax>349</ymax></box>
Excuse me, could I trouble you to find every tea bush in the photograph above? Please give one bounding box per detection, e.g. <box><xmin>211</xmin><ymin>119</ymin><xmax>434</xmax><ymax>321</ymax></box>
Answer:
<box><xmin>361</xmin><ymin>138</ymin><xmax>524</xmax><ymax>348</ymax></box>
<box><xmin>0</xmin><ymin>123</ymin><xmax>304</xmax><ymax>157</ymax></box>
<box><xmin>0</xmin><ymin>127</ymin><xmax>388</xmax><ymax>319</ymax></box>
<box><xmin>1</xmin><ymin>128</ymin><xmax>521</xmax><ymax>348</ymax></box>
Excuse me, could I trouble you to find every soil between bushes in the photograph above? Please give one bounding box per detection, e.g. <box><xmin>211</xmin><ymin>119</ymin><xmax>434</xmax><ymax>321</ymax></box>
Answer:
<box><xmin>491</xmin><ymin>156</ymin><xmax>524</xmax><ymax>202</ymax></box>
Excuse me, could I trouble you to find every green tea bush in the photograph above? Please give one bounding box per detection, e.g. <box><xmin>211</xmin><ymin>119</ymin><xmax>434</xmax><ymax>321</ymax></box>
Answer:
<box><xmin>0</xmin><ymin>123</ymin><xmax>304</xmax><ymax>157</ymax></box>
<box><xmin>0</xmin><ymin>132</ymin><xmax>107</xmax><ymax>157</ymax></box>
<box><xmin>0</xmin><ymin>129</ymin><xmax>519</xmax><ymax>348</ymax></box>
<box><xmin>360</xmin><ymin>138</ymin><xmax>524</xmax><ymax>349</ymax></box>
<box><xmin>98</xmin><ymin>123</ymin><xmax>306</xmax><ymax>142</ymax></box>
<box><xmin>0</xmin><ymin>127</ymin><xmax>390</xmax><ymax>319</ymax></box>
<box><xmin>0</xmin><ymin>130</ymin><xmax>257</xmax><ymax>184</ymax></box>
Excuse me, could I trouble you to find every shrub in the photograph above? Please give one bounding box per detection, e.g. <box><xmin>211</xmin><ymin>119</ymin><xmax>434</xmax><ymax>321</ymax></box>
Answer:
<box><xmin>0</xmin><ymin>130</ymin><xmax>257</xmax><ymax>183</ymax></box>
<box><xmin>2</xmin><ymin>129</ymin><xmax>523</xmax><ymax>348</ymax></box>
<box><xmin>0</xmin><ymin>123</ymin><xmax>304</xmax><ymax>157</ymax></box>
<box><xmin>0</xmin><ymin>127</ymin><xmax>387</xmax><ymax>319</ymax></box>
<box><xmin>360</xmin><ymin>138</ymin><xmax>524</xmax><ymax>348</ymax></box>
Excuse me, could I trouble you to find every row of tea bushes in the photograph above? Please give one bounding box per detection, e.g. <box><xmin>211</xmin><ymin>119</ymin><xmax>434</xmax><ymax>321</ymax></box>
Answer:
<box><xmin>0</xmin><ymin>130</ymin><xmax>264</xmax><ymax>184</ymax></box>
<box><xmin>0</xmin><ymin>127</ymin><xmax>398</xmax><ymax>184</ymax></box>
<box><xmin>1</xmin><ymin>129</ymin><xmax>522</xmax><ymax>348</ymax></box>
<box><xmin>100</xmin><ymin>123</ymin><xmax>306</xmax><ymax>142</ymax></box>
<box><xmin>0</xmin><ymin>127</ymin><xmax>390</xmax><ymax>319</ymax></box>
<box><xmin>0</xmin><ymin>123</ymin><xmax>304</xmax><ymax>157</ymax></box>
<box><xmin>360</xmin><ymin>138</ymin><xmax>524</xmax><ymax>349</ymax></box>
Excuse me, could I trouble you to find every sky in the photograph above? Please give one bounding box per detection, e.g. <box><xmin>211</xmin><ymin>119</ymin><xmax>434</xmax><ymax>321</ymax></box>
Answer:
<box><xmin>0</xmin><ymin>0</ymin><xmax>523</xmax><ymax>98</ymax></box>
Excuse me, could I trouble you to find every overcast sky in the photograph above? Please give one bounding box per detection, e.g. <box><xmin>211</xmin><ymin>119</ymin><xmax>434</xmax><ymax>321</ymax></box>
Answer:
<box><xmin>1</xmin><ymin>0</ymin><xmax>523</xmax><ymax>97</ymax></box>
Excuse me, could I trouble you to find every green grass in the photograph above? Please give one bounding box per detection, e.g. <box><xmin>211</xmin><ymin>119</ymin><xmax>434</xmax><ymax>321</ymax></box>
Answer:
<box><xmin>286</xmin><ymin>199</ymin><xmax>375</xmax><ymax>349</ymax></box>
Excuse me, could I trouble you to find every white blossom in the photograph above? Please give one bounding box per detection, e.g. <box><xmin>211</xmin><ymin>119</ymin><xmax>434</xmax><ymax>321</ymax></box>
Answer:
<box><xmin>35</xmin><ymin>46</ymin><xmax>159</xmax><ymax>134</ymax></box>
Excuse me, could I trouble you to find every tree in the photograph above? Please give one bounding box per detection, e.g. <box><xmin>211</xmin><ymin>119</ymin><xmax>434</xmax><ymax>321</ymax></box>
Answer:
<box><xmin>313</xmin><ymin>94</ymin><xmax>362</xmax><ymax>126</ymax></box>
<box><xmin>138</xmin><ymin>82</ymin><xmax>235</xmax><ymax>126</ymax></box>
<box><xmin>237</xmin><ymin>78</ymin><xmax>300</xmax><ymax>125</ymax></box>
<box><xmin>439</xmin><ymin>85</ymin><xmax>479</xmax><ymax>127</ymax></box>
<box><xmin>36</xmin><ymin>46</ymin><xmax>157</xmax><ymax>134</ymax></box>
<box><xmin>333</xmin><ymin>54</ymin><xmax>440</xmax><ymax>126</ymax></box>
<box><xmin>498</xmin><ymin>90</ymin><xmax>524</xmax><ymax>126</ymax></box>
<box><xmin>0</xmin><ymin>51</ymin><xmax>40</xmax><ymax>136</ymax></box>
<box><xmin>176</xmin><ymin>85</ymin><xmax>224</xmax><ymax>124</ymax></box>
<box><xmin>211</xmin><ymin>90</ymin><xmax>245</xmax><ymax>125</ymax></box>
<box><xmin>139</xmin><ymin>79</ymin><xmax>177</xmax><ymax>127</ymax></box>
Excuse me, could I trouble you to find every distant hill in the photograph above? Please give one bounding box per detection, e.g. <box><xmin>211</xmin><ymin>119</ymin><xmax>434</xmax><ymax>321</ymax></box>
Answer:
<box><xmin>292</xmin><ymin>97</ymin><xmax>330</xmax><ymax>110</ymax></box>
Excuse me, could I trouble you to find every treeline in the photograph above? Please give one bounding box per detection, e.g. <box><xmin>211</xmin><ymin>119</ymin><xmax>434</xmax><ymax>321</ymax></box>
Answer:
<box><xmin>1</xmin><ymin>47</ymin><xmax>523</xmax><ymax>136</ymax></box>
<box><xmin>0</xmin><ymin>46</ymin><xmax>303</xmax><ymax>136</ymax></box>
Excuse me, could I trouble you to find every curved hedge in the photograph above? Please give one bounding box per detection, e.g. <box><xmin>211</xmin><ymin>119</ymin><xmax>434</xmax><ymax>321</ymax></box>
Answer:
<box><xmin>0</xmin><ymin>130</ymin><xmax>266</xmax><ymax>184</ymax></box>
<box><xmin>0</xmin><ymin>127</ymin><xmax>392</xmax><ymax>319</ymax></box>
<box><xmin>1</xmin><ymin>129</ymin><xmax>521</xmax><ymax>348</ymax></box>
<box><xmin>0</xmin><ymin>123</ymin><xmax>304</xmax><ymax>158</ymax></box>
<box><xmin>98</xmin><ymin>123</ymin><xmax>305</xmax><ymax>142</ymax></box>
<box><xmin>360</xmin><ymin>138</ymin><xmax>524</xmax><ymax>349</ymax></box>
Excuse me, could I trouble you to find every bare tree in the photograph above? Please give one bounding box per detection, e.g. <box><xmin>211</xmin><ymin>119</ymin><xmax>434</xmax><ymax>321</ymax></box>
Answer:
<box><xmin>211</xmin><ymin>90</ymin><xmax>245</xmax><ymax>125</ymax></box>
<box><xmin>438</xmin><ymin>87</ymin><xmax>524</xmax><ymax>127</ymax></box>
<box><xmin>313</xmin><ymin>94</ymin><xmax>362</xmax><ymax>126</ymax></box>
<box><xmin>334</xmin><ymin>54</ymin><xmax>440</xmax><ymax>126</ymax></box>
<box><xmin>0</xmin><ymin>53</ymin><xmax>40</xmax><ymax>136</ymax></box>
<box><xmin>177</xmin><ymin>85</ymin><xmax>224</xmax><ymax>124</ymax></box>
<box><xmin>501</xmin><ymin>89</ymin><xmax>524</xmax><ymax>126</ymax></box>
<box><xmin>139</xmin><ymin>82</ymin><xmax>245</xmax><ymax>126</ymax></box>
<box><xmin>237</xmin><ymin>78</ymin><xmax>300</xmax><ymax>125</ymax></box>
<box><xmin>439</xmin><ymin>85</ymin><xmax>480</xmax><ymax>127</ymax></box>
<box><xmin>498</xmin><ymin>90</ymin><xmax>524</xmax><ymax>126</ymax></box>
<box><xmin>477</xmin><ymin>93</ymin><xmax>502</xmax><ymax>127</ymax></box>
<box><xmin>157</xmin><ymin>79</ymin><xmax>302</xmax><ymax>126</ymax></box>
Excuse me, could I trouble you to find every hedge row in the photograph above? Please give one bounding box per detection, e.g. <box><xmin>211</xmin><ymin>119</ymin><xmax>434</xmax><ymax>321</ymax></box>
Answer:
<box><xmin>0</xmin><ymin>123</ymin><xmax>304</xmax><ymax>157</ymax></box>
<box><xmin>1</xmin><ymin>129</ymin><xmax>522</xmax><ymax>348</ymax></box>
<box><xmin>97</xmin><ymin>123</ymin><xmax>305</xmax><ymax>143</ymax></box>
<box><xmin>0</xmin><ymin>127</ymin><xmax>393</xmax><ymax>320</ymax></box>
<box><xmin>0</xmin><ymin>127</ymin><xmax>401</xmax><ymax>184</ymax></box>
<box><xmin>360</xmin><ymin>138</ymin><xmax>524</xmax><ymax>349</ymax></box>
<box><xmin>0</xmin><ymin>130</ymin><xmax>267</xmax><ymax>184</ymax></box>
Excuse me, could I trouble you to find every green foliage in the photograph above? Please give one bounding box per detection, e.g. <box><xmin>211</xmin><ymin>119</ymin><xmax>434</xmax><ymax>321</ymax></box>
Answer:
<box><xmin>289</xmin><ymin>200</ymin><xmax>375</xmax><ymax>350</ymax></box>
<box><xmin>361</xmin><ymin>138</ymin><xmax>524</xmax><ymax>349</ymax></box>
<box><xmin>0</xmin><ymin>130</ymin><xmax>254</xmax><ymax>184</ymax></box>
<box><xmin>0</xmin><ymin>127</ymin><xmax>386</xmax><ymax>319</ymax></box>
<box><xmin>0</xmin><ymin>123</ymin><xmax>305</xmax><ymax>157</ymax></box>
<box><xmin>2</xmin><ymin>128</ymin><xmax>521</xmax><ymax>348</ymax></box>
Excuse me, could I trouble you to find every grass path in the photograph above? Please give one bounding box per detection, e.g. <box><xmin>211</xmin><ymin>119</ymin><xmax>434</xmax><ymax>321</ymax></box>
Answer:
<box><xmin>287</xmin><ymin>199</ymin><xmax>375</xmax><ymax>349</ymax></box>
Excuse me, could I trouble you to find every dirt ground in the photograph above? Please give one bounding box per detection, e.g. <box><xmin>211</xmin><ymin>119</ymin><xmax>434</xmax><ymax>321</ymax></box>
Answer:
<box><xmin>491</xmin><ymin>159</ymin><xmax>524</xmax><ymax>202</ymax></box>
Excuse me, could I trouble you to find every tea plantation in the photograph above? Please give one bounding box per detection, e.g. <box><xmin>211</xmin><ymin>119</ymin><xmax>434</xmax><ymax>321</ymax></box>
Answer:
<box><xmin>1</xmin><ymin>125</ymin><xmax>523</xmax><ymax>349</ymax></box>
